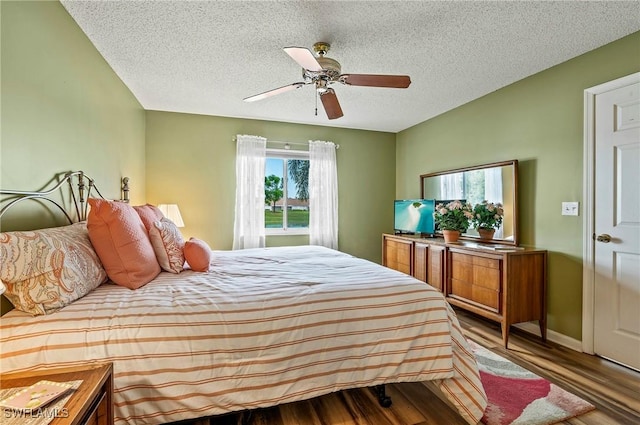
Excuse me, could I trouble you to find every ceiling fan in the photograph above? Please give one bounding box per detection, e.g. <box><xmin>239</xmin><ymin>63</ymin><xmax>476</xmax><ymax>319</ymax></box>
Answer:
<box><xmin>243</xmin><ymin>42</ymin><xmax>411</xmax><ymax>120</ymax></box>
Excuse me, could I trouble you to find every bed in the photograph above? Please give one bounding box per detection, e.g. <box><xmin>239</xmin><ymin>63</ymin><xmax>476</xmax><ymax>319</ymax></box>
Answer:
<box><xmin>0</xmin><ymin>172</ymin><xmax>487</xmax><ymax>425</ymax></box>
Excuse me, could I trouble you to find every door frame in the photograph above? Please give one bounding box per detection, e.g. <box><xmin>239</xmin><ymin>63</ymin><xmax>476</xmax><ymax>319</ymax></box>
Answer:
<box><xmin>582</xmin><ymin>72</ymin><xmax>640</xmax><ymax>355</ymax></box>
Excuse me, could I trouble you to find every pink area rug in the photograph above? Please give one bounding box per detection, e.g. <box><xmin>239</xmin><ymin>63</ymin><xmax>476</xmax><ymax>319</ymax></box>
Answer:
<box><xmin>469</xmin><ymin>341</ymin><xmax>595</xmax><ymax>425</ymax></box>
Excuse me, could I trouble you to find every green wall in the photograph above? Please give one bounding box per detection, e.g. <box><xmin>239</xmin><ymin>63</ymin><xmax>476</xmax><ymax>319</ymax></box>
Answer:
<box><xmin>145</xmin><ymin>111</ymin><xmax>396</xmax><ymax>263</ymax></box>
<box><xmin>0</xmin><ymin>1</ymin><xmax>146</xmax><ymax>313</ymax></box>
<box><xmin>0</xmin><ymin>0</ymin><xmax>146</xmax><ymax>214</ymax></box>
<box><xmin>396</xmin><ymin>32</ymin><xmax>640</xmax><ymax>340</ymax></box>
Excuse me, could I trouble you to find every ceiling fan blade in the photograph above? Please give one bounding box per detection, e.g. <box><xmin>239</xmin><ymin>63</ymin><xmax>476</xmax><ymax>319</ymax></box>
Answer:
<box><xmin>339</xmin><ymin>74</ymin><xmax>411</xmax><ymax>88</ymax></box>
<box><xmin>283</xmin><ymin>47</ymin><xmax>323</xmax><ymax>72</ymax></box>
<box><xmin>320</xmin><ymin>88</ymin><xmax>344</xmax><ymax>120</ymax></box>
<box><xmin>243</xmin><ymin>82</ymin><xmax>305</xmax><ymax>102</ymax></box>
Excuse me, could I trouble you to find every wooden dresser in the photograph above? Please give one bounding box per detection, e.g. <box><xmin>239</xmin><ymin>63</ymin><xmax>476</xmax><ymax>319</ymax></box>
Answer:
<box><xmin>382</xmin><ymin>234</ymin><xmax>547</xmax><ymax>348</ymax></box>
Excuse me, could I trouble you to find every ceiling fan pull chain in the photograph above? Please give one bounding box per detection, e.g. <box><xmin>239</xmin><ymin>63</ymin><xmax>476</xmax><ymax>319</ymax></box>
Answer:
<box><xmin>315</xmin><ymin>90</ymin><xmax>318</xmax><ymax>116</ymax></box>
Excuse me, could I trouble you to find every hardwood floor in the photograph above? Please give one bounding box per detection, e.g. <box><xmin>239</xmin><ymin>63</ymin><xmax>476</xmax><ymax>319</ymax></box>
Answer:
<box><xmin>169</xmin><ymin>308</ymin><xmax>640</xmax><ymax>425</ymax></box>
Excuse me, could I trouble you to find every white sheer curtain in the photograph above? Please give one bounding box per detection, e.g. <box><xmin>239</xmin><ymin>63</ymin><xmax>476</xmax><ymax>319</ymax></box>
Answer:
<box><xmin>484</xmin><ymin>167</ymin><xmax>504</xmax><ymax>238</ymax></box>
<box><xmin>232</xmin><ymin>135</ymin><xmax>266</xmax><ymax>250</ymax></box>
<box><xmin>309</xmin><ymin>140</ymin><xmax>338</xmax><ymax>249</ymax></box>
<box><xmin>440</xmin><ymin>172</ymin><xmax>464</xmax><ymax>199</ymax></box>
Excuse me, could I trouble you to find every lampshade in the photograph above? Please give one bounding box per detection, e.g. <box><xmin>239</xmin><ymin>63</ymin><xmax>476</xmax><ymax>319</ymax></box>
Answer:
<box><xmin>158</xmin><ymin>204</ymin><xmax>185</xmax><ymax>227</ymax></box>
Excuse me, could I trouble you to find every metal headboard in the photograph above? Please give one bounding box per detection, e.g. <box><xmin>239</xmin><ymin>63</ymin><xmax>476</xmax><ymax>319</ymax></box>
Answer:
<box><xmin>0</xmin><ymin>171</ymin><xmax>130</xmax><ymax>225</ymax></box>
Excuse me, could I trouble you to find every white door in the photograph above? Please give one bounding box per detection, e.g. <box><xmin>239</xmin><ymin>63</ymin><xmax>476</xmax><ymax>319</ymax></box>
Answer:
<box><xmin>593</xmin><ymin>79</ymin><xmax>640</xmax><ymax>370</ymax></box>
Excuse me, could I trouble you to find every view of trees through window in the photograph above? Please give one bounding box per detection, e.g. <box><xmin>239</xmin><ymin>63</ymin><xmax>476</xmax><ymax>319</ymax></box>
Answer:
<box><xmin>465</xmin><ymin>170</ymin><xmax>485</xmax><ymax>205</ymax></box>
<box><xmin>264</xmin><ymin>157</ymin><xmax>310</xmax><ymax>229</ymax></box>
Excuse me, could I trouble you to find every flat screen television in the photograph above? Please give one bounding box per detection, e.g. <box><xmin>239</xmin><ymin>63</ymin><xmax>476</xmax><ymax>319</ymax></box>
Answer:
<box><xmin>394</xmin><ymin>199</ymin><xmax>435</xmax><ymax>235</ymax></box>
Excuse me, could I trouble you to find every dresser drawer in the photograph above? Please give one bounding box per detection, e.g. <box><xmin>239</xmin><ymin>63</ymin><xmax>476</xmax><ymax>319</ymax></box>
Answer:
<box><xmin>451</xmin><ymin>252</ymin><xmax>500</xmax><ymax>269</ymax></box>
<box><xmin>383</xmin><ymin>238</ymin><xmax>412</xmax><ymax>274</ymax></box>
<box><xmin>450</xmin><ymin>254</ymin><xmax>501</xmax><ymax>291</ymax></box>
<box><xmin>450</xmin><ymin>279</ymin><xmax>500</xmax><ymax>312</ymax></box>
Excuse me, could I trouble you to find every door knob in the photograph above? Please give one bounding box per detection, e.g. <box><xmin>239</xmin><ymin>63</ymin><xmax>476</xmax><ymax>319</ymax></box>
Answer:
<box><xmin>596</xmin><ymin>234</ymin><xmax>611</xmax><ymax>243</ymax></box>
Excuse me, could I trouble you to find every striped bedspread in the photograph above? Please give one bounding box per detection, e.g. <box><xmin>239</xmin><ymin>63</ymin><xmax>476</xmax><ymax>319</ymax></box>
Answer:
<box><xmin>1</xmin><ymin>246</ymin><xmax>486</xmax><ymax>424</ymax></box>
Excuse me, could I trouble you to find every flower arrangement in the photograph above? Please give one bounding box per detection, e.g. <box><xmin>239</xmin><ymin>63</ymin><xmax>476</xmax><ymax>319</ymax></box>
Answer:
<box><xmin>434</xmin><ymin>200</ymin><xmax>474</xmax><ymax>232</ymax></box>
<box><xmin>471</xmin><ymin>201</ymin><xmax>504</xmax><ymax>230</ymax></box>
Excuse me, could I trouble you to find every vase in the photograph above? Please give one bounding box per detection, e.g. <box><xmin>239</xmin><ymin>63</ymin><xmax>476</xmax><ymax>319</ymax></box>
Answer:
<box><xmin>478</xmin><ymin>228</ymin><xmax>496</xmax><ymax>240</ymax></box>
<box><xmin>442</xmin><ymin>230</ymin><xmax>461</xmax><ymax>243</ymax></box>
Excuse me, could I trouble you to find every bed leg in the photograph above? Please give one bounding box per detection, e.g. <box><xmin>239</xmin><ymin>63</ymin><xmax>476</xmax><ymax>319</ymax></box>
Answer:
<box><xmin>373</xmin><ymin>384</ymin><xmax>392</xmax><ymax>407</ymax></box>
<box><xmin>240</xmin><ymin>410</ymin><xmax>253</xmax><ymax>425</ymax></box>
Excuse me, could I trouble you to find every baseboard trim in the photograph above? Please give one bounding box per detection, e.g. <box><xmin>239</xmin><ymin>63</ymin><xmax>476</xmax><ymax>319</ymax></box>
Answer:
<box><xmin>513</xmin><ymin>322</ymin><xmax>583</xmax><ymax>352</ymax></box>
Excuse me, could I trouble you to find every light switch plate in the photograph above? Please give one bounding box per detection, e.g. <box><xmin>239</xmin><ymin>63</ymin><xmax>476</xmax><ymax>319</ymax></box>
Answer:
<box><xmin>562</xmin><ymin>201</ymin><xmax>579</xmax><ymax>216</ymax></box>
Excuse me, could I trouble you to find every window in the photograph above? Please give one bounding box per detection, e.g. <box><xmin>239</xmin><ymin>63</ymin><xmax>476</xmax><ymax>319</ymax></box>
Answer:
<box><xmin>265</xmin><ymin>149</ymin><xmax>310</xmax><ymax>235</ymax></box>
<box><xmin>439</xmin><ymin>170</ymin><xmax>486</xmax><ymax>205</ymax></box>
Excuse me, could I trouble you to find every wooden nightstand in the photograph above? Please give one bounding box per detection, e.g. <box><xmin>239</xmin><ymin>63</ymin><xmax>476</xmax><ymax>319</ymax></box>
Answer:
<box><xmin>0</xmin><ymin>362</ymin><xmax>113</xmax><ymax>425</ymax></box>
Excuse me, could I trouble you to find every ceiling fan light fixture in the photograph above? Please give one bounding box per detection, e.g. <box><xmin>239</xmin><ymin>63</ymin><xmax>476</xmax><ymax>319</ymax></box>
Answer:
<box><xmin>317</xmin><ymin>56</ymin><xmax>341</xmax><ymax>76</ymax></box>
<box><xmin>315</xmin><ymin>79</ymin><xmax>329</xmax><ymax>93</ymax></box>
<box><xmin>302</xmin><ymin>56</ymin><xmax>341</xmax><ymax>83</ymax></box>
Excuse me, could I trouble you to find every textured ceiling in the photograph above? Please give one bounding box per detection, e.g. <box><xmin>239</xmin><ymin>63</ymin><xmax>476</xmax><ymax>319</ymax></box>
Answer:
<box><xmin>60</xmin><ymin>1</ymin><xmax>640</xmax><ymax>133</ymax></box>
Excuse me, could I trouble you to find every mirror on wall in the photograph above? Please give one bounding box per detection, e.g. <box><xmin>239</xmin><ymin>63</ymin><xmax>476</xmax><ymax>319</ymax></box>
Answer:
<box><xmin>420</xmin><ymin>160</ymin><xmax>519</xmax><ymax>245</ymax></box>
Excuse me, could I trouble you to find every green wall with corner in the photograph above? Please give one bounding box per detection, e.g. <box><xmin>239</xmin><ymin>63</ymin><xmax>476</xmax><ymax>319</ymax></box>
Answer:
<box><xmin>0</xmin><ymin>1</ymin><xmax>147</xmax><ymax>314</ymax></box>
<box><xmin>0</xmin><ymin>0</ymin><xmax>147</xmax><ymax>212</ymax></box>
<box><xmin>395</xmin><ymin>31</ymin><xmax>640</xmax><ymax>341</ymax></box>
<box><xmin>144</xmin><ymin>110</ymin><xmax>396</xmax><ymax>263</ymax></box>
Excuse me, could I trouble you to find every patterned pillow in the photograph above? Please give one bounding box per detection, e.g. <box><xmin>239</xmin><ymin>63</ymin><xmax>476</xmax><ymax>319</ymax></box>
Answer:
<box><xmin>149</xmin><ymin>218</ymin><xmax>185</xmax><ymax>273</ymax></box>
<box><xmin>0</xmin><ymin>222</ymin><xmax>107</xmax><ymax>315</ymax></box>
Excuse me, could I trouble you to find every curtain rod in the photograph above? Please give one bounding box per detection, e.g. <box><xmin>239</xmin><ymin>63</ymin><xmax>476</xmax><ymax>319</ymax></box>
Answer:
<box><xmin>232</xmin><ymin>138</ymin><xmax>339</xmax><ymax>149</ymax></box>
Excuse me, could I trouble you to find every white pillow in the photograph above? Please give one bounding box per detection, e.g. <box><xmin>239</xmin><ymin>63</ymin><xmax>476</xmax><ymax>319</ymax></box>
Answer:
<box><xmin>149</xmin><ymin>218</ymin><xmax>185</xmax><ymax>273</ymax></box>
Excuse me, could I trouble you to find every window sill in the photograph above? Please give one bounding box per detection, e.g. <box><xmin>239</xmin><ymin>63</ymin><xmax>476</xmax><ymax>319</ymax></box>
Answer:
<box><xmin>265</xmin><ymin>228</ymin><xmax>310</xmax><ymax>236</ymax></box>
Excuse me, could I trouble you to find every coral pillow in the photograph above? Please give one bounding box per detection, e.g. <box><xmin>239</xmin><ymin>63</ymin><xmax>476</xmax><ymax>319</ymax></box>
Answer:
<box><xmin>149</xmin><ymin>218</ymin><xmax>185</xmax><ymax>273</ymax></box>
<box><xmin>133</xmin><ymin>204</ymin><xmax>164</xmax><ymax>233</ymax></box>
<box><xmin>0</xmin><ymin>222</ymin><xmax>107</xmax><ymax>315</ymax></box>
<box><xmin>184</xmin><ymin>237</ymin><xmax>212</xmax><ymax>272</ymax></box>
<box><xmin>87</xmin><ymin>199</ymin><xmax>160</xmax><ymax>289</ymax></box>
